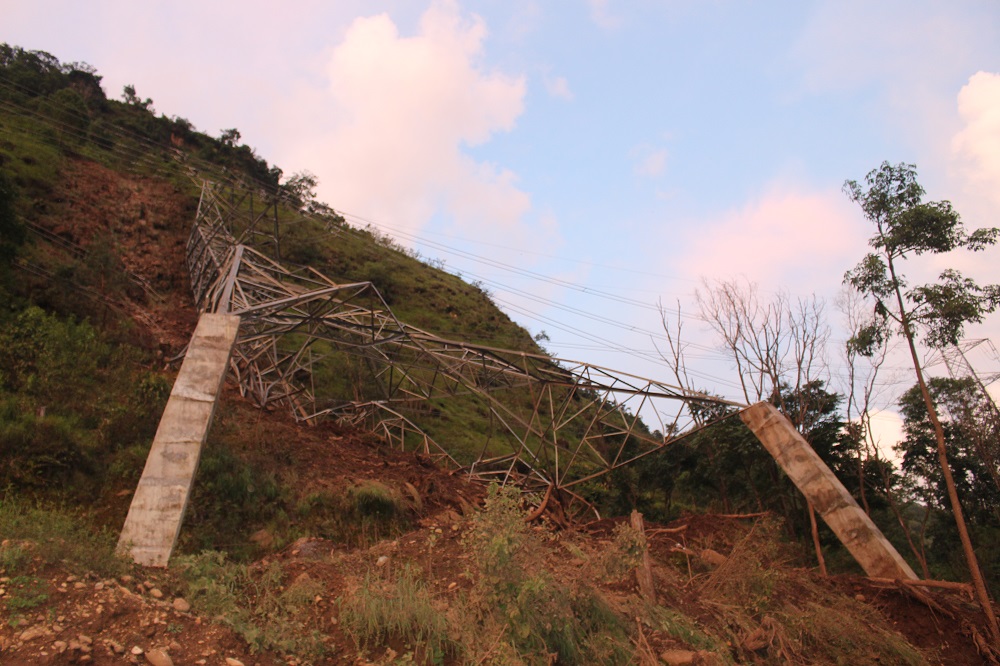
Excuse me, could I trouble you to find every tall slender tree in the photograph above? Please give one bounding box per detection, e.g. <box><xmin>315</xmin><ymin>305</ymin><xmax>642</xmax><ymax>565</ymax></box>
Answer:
<box><xmin>843</xmin><ymin>161</ymin><xmax>1000</xmax><ymax>643</ymax></box>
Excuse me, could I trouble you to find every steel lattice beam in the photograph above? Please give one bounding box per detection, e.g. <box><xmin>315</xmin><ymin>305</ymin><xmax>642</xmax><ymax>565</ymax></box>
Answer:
<box><xmin>186</xmin><ymin>181</ymin><xmax>742</xmax><ymax>501</ymax></box>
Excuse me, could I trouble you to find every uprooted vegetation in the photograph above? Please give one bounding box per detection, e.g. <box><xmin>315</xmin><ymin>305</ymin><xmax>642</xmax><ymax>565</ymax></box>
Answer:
<box><xmin>8</xmin><ymin>485</ymin><xmax>987</xmax><ymax>665</ymax></box>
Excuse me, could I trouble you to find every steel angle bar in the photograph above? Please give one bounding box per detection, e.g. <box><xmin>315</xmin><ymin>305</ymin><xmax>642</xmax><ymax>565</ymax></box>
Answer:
<box><xmin>234</xmin><ymin>283</ymin><xmax>375</xmax><ymax>318</ymax></box>
<box><xmin>185</xmin><ymin>177</ymin><xmax>748</xmax><ymax>494</ymax></box>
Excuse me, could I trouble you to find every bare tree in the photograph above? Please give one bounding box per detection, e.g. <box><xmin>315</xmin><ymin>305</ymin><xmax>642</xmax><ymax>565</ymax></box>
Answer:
<box><xmin>693</xmin><ymin>278</ymin><xmax>833</xmax><ymax>573</ymax></box>
<box><xmin>695</xmin><ymin>277</ymin><xmax>830</xmax><ymax>411</ymax></box>
<box><xmin>655</xmin><ymin>299</ymin><xmax>697</xmax><ymax>401</ymax></box>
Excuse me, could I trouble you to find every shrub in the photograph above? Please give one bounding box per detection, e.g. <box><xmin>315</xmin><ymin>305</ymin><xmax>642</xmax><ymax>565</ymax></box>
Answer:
<box><xmin>0</xmin><ymin>404</ymin><xmax>94</xmax><ymax>487</ymax></box>
<box><xmin>362</xmin><ymin>260</ymin><xmax>398</xmax><ymax>304</ymax></box>
<box><xmin>294</xmin><ymin>481</ymin><xmax>412</xmax><ymax>548</ymax></box>
<box><xmin>0</xmin><ymin>540</ymin><xmax>30</xmax><ymax>574</ymax></box>
<box><xmin>350</xmin><ymin>480</ymin><xmax>405</xmax><ymax>521</ymax></box>
<box><xmin>340</xmin><ymin>564</ymin><xmax>452</xmax><ymax>660</ymax></box>
<box><xmin>0</xmin><ymin>306</ymin><xmax>105</xmax><ymax>403</ymax></box>
<box><xmin>462</xmin><ymin>484</ymin><xmax>632</xmax><ymax>664</ymax></box>
<box><xmin>181</xmin><ymin>444</ymin><xmax>287</xmax><ymax>559</ymax></box>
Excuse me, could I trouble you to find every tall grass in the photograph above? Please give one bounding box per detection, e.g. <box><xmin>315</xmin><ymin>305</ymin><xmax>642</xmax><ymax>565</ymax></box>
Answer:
<box><xmin>340</xmin><ymin>564</ymin><xmax>452</xmax><ymax>660</ymax></box>
<box><xmin>461</xmin><ymin>484</ymin><xmax>633</xmax><ymax>665</ymax></box>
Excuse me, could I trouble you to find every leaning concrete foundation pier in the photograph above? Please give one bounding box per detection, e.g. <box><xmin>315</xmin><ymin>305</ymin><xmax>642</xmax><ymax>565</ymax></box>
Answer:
<box><xmin>741</xmin><ymin>402</ymin><xmax>917</xmax><ymax>580</ymax></box>
<box><xmin>118</xmin><ymin>313</ymin><xmax>240</xmax><ymax>567</ymax></box>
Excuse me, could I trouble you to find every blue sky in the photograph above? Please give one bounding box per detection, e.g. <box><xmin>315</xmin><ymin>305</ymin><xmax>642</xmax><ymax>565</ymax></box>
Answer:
<box><xmin>4</xmin><ymin>0</ymin><xmax>1000</xmax><ymax>441</ymax></box>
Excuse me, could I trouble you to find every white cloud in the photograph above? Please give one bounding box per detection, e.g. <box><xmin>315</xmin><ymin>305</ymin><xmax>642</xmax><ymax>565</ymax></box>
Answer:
<box><xmin>951</xmin><ymin>71</ymin><xmax>1000</xmax><ymax>208</ymax></box>
<box><xmin>588</xmin><ymin>0</ymin><xmax>622</xmax><ymax>30</ymax></box>
<box><xmin>868</xmin><ymin>410</ymin><xmax>905</xmax><ymax>460</ymax></box>
<box><xmin>544</xmin><ymin>75</ymin><xmax>574</xmax><ymax>101</ymax></box>
<box><xmin>274</xmin><ymin>1</ymin><xmax>536</xmax><ymax>246</ymax></box>
<box><xmin>632</xmin><ymin>146</ymin><xmax>667</xmax><ymax>178</ymax></box>
<box><xmin>788</xmin><ymin>0</ymin><xmax>993</xmax><ymax>153</ymax></box>
<box><xmin>676</xmin><ymin>184</ymin><xmax>866</xmax><ymax>296</ymax></box>
<box><xmin>791</xmin><ymin>1</ymin><xmax>976</xmax><ymax>96</ymax></box>
<box><xmin>933</xmin><ymin>70</ymin><xmax>1000</xmax><ymax>330</ymax></box>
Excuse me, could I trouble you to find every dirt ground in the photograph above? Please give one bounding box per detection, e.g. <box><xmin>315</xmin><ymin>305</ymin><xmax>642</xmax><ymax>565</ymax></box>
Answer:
<box><xmin>3</xmin><ymin>504</ymin><xmax>998</xmax><ymax>664</ymax></box>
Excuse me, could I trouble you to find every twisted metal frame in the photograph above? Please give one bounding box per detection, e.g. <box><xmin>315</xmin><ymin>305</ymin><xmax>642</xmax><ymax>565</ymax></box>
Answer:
<box><xmin>187</xmin><ymin>181</ymin><xmax>743</xmax><ymax>500</ymax></box>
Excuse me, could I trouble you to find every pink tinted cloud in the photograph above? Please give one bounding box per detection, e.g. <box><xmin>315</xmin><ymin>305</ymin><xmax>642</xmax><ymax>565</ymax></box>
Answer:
<box><xmin>677</xmin><ymin>185</ymin><xmax>865</xmax><ymax>295</ymax></box>
<box><xmin>952</xmin><ymin>71</ymin><xmax>1000</xmax><ymax>209</ymax></box>
<box><xmin>275</xmin><ymin>1</ymin><xmax>537</xmax><ymax>248</ymax></box>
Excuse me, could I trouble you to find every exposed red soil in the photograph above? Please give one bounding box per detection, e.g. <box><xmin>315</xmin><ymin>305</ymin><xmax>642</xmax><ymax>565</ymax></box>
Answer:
<box><xmin>29</xmin><ymin>157</ymin><xmax>199</xmax><ymax>353</ymax></box>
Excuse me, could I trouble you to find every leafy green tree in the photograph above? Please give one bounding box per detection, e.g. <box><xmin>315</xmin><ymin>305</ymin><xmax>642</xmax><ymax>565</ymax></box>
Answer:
<box><xmin>898</xmin><ymin>377</ymin><xmax>1000</xmax><ymax>524</ymax></box>
<box><xmin>897</xmin><ymin>377</ymin><xmax>1000</xmax><ymax>589</ymax></box>
<box><xmin>844</xmin><ymin>161</ymin><xmax>1000</xmax><ymax>641</ymax></box>
<box><xmin>121</xmin><ymin>84</ymin><xmax>154</xmax><ymax>112</ymax></box>
<box><xmin>0</xmin><ymin>45</ymin><xmax>65</xmax><ymax>98</ymax></box>
<box><xmin>218</xmin><ymin>127</ymin><xmax>242</xmax><ymax>147</ymax></box>
<box><xmin>281</xmin><ymin>170</ymin><xmax>318</xmax><ymax>209</ymax></box>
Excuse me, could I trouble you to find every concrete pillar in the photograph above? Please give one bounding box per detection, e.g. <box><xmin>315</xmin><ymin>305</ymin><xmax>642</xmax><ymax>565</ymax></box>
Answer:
<box><xmin>740</xmin><ymin>402</ymin><xmax>917</xmax><ymax>580</ymax></box>
<box><xmin>118</xmin><ymin>313</ymin><xmax>240</xmax><ymax>567</ymax></box>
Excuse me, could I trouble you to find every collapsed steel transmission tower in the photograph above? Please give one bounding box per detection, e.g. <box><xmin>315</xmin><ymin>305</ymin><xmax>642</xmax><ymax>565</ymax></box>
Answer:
<box><xmin>186</xmin><ymin>180</ymin><xmax>740</xmax><ymax>507</ymax></box>
<box><xmin>122</xmin><ymin>178</ymin><xmax>917</xmax><ymax>579</ymax></box>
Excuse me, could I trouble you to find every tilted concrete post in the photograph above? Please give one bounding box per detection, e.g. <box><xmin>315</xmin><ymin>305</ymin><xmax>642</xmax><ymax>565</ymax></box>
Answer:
<box><xmin>740</xmin><ymin>402</ymin><xmax>917</xmax><ymax>580</ymax></box>
<box><xmin>118</xmin><ymin>313</ymin><xmax>240</xmax><ymax>567</ymax></box>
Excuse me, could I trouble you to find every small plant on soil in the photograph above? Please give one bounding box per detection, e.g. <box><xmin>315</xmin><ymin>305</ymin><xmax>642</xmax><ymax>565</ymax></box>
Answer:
<box><xmin>340</xmin><ymin>563</ymin><xmax>452</xmax><ymax>661</ymax></box>
<box><xmin>461</xmin><ymin>484</ymin><xmax>632</xmax><ymax>665</ymax></box>
<box><xmin>174</xmin><ymin>550</ymin><xmax>327</xmax><ymax>658</ymax></box>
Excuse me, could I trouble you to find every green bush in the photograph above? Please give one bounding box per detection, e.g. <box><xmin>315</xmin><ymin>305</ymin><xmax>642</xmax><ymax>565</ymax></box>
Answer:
<box><xmin>181</xmin><ymin>444</ymin><xmax>288</xmax><ymax>559</ymax></box>
<box><xmin>361</xmin><ymin>260</ymin><xmax>399</xmax><ymax>304</ymax></box>
<box><xmin>350</xmin><ymin>480</ymin><xmax>405</xmax><ymax>521</ymax></box>
<box><xmin>293</xmin><ymin>481</ymin><xmax>411</xmax><ymax>548</ymax></box>
<box><xmin>99</xmin><ymin>371</ymin><xmax>170</xmax><ymax>450</ymax></box>
<box><xmin>0</xmin><ymin>306</ymin><xmax>105</xmax><ymax>402</ymax></box>
<box><xmin>0</xmin><ymin>402</ymin><xmax>94</xmax><ymax>486</ymax></box>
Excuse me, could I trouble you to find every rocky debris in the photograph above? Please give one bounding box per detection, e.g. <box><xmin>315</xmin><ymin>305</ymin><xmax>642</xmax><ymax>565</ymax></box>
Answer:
<box><xmin>0</xmin><ymin>557</ymin><xmax>290</xmax><ymax>665</ymax></box>
<box><xmin>660</xmin><ymin>649</ymin><xmax>725</xmax><ymax>665</ymax></box>
<box><xmin>250</xmin><ymin>528</ymin><xmax>275</xmax><ymax>549</ymax></box>
<box><xmin>699</xmin><ymin>549</ymin><xmax>727</xmax><ymax>567</ymax></box>
<box><xmin>661</xmin><ymin>649</ymin><xmax>697</xmax><ymax>664</ymax></box>
<box><xmin>18</xmin><ymin>624</ymin><xmax>51</xmax><ymax>642</ymax></box>
<box><xmin>145</xmin><ymin>647</ymin><xmax>174</xmax><ymax>666</ymax></box>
